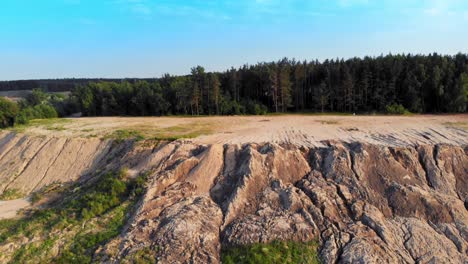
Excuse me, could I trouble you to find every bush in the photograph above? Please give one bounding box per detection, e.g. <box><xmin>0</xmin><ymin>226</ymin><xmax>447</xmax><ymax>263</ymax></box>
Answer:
<box><xmin>0</xmin><ymin>97</ymin><xmax>19</xmax><ymax>128</ymax></box>
<box><xmin>244</xmin><ymin>100</ymin><xmax>268</xmax><ymax>115</ymax></box>
<box><xmin>385</xmin><ymin>104</ymin><xmax>411</xmax><ymax>115</ymax></box>
<box><xmin>16</xmin><ymin>104</ymin><xmax>58</xmax><ymax>125</ymax></box>
<box><xmin>220</xmin><ymin>99</ymin><xmax>245</xmax><ymax>115</ymax></box>
<box><xmin>26</xmin><ymin>89</ymin><xmax>48</xmax><ymax>106</ymax></box>
<box><xmin>50</xmin><ymin>96</ymin><xmax>80</xmax><ymax>117</ymax></box>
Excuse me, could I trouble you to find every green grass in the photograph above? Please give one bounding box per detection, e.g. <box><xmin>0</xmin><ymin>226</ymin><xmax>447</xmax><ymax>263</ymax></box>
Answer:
<box><xmin>151</xmin><ymin>124</ymin><xmax>212</xmax><ymax>141</ymax></box>
<box><xmin>0</xmin><ymin>169</ymin><xmax>149</xmax><ymax>263</ymax></box>
<box><xmin>221</xmin><ymin>240</ymin><xmax>320</xmax><ymax>264</ymax></box>
<box><xmin>103</xmin><ymin>129</ymin><xmax>145</xmax><ymax>143</ymax></box>
<box><xmin>103</xmin><ymin>123</ymin><xmax>214</xmax><ymax>142</ymax></box>
<box><xmin>149</xmin><ymin>123</ymin><xmax>213</xmax><ymax>140</ymax></box>
<box><xmin>10</xmin><ymin>118</ymin><xmax>72</xmax><ymax>133</ymax></box>
<box><xmin>55</xmin><ymin>204</ymin><xmax>129</xmax><ymax>263</ymax></box>
<box><xmin>121</xmin><ymin>247</ymin><xmax>157</xmax><ymax>264</ymax></box>
<box><xmin>0</xmin><ymin>189</ymin><xmax>24</xmax><ymax>200</ymax></box>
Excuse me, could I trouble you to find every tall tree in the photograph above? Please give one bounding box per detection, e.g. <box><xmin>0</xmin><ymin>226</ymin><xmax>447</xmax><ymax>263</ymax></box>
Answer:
<box><xmin>278</xmin><ymin>61</ymin><xmax>292</xmax><ymax>112</ymax></box>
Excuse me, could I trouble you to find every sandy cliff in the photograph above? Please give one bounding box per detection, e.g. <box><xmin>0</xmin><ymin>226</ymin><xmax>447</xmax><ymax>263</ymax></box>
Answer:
<box><xmin>0</xmin><ymin>116</ymin><xmax>467</xmax><ymax>263</ymax></box>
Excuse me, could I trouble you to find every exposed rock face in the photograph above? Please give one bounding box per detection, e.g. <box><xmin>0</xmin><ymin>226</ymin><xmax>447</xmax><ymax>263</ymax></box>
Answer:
<box><xmin>0</xmin><ymin>131</ymin><xmax>467</xmax><ymax>263</ymax></box>
<box><xmin>102</xmin><ymin>141</ymin><xmax>467</xmax><ymax>263</ymax></box>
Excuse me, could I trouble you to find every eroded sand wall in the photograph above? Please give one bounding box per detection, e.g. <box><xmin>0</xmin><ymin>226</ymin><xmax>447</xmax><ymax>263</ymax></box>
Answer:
<box><xmin>0</xmin><ymin>131</ymin><xmax>467</xmax><ymax>263</ymax></box>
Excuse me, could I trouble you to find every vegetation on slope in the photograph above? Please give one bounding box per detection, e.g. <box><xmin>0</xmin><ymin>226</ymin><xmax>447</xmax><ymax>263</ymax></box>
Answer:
<box><xmin>0</xmin><ymin>169</ymin><xmax>149</xmax><ymax>264</ymax></box>
<box><xmin>0</xmin><ymin>189</ymin><xmax>24</xmax><ymax>201</ymax></box>
<box><xmin>221</xmin><ymin>240</ymin><xmax>320</xmax><ymax>264</ymax></box>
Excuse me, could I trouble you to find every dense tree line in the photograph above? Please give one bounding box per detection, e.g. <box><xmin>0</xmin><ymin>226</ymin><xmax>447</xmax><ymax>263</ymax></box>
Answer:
<box><xmin>0</xmin><ymin>78</ymin><xmax>158</xmax><ymax>92</ymax></box>
<box><xmin>1</xmin><ymin>53</ymin><xmax>467</xmax><ymax>126</ymax></box>
<box><xmin>72</xmin><ymin>53</ymin><xmax>467</xmax><ymax>116</ymax></box>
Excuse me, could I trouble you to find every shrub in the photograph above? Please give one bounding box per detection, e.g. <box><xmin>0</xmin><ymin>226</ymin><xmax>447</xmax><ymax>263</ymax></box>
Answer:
<box><xmin>245</xmin><ymin>100</ymin><xmax>268</xmax><ymax>115</ymax></box>
<box><xmin>385</xmin><ymin>103</ymin><xmax>411</xmax><ymax>115</ymax></box>
<box><xmin>26</xmin><ymin>89</ymin><xmax>48</xmax><ymax>106</ymax></box>
<box><xmin>16</xmin><ymin>104</ymin><xmax>58</xmax><ymax>125</ymax></box>
<box><xmin>0</xmin><ymin>97</ymin><xmax>19</xmax><ymax>128</ymax></box>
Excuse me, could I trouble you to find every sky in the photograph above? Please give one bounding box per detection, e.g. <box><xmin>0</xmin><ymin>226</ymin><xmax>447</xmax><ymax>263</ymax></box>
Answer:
<box><xmin>0</xmin><ymin>0</ymin><xmax>467</xmax><ymax>80</ymax></box>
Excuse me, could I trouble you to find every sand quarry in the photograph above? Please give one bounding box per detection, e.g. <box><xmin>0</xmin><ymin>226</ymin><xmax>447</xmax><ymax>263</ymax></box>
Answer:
<box><xmin>0</xmin><ymin>114</ymin><xmax>467</xmax><ymax>262</ymax></box>
<box><xmin>1</xmin><ymin>114</ymin><xmax>466</xmax><ymax>219</ymax></box>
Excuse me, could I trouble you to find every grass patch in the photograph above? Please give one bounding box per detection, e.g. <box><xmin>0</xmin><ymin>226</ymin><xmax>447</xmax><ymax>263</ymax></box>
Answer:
<box><xmin>103</xmin><ymin>129</ymin><xmax>145</xmax><ymax>143</ymax></box>
<box><xmin>0</xmin><ymin>169</ymin><xmax>149</xmax><ymax>263</ymax></box>
<box><xmin>103</xmin><ymin>122</ymin><xmax>214</xmax><ymax>142</ymax></box>
<box><xmin>10</xmin><ymin>236</ymin><xmax>58</xmax><ymax>263</ymax></box>
<box><xmin>121</xmin><ymin>247</ymin><xmax>157</xmax><ymax>264</ymax></box>
<box><xmin>55</xmin><ymin>204</ymin><xmax>129</xmax><ymax>263</ymax></box>
<box><xmin>0</xmin><ymin>188</ymin><xmax>24</xmax><ymax>200</ymax></box>
<box><xmin>444</xmin><ymin>122</ymin><xmax>468</xmax><ymax>130</ymax></box>
<box><xmin>148</xmin><ymin>123</ymin><xmax>213</xmax><ymax>140</ymax></box>
<box><xmin>222</xmin><ymin>240</ymin><xmax>320</xmax><ymax>264</ymax></box>
<box><xmin>10</xmin><ymin>118</ymin><xmax>72</xmax><ymax>133</ymax></box>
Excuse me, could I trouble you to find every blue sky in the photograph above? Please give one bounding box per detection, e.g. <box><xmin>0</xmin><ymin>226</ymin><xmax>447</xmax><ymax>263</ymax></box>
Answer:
<box><xmin>0</xmin><ymin>0</ymin><xmax>467</xmax><ymax>80</ymax></box>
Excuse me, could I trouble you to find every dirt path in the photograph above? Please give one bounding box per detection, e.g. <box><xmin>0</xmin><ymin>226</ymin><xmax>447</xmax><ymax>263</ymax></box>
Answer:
<box><xmin>0</xmin><ymin>199</ymin><xmax>30</xmax><ymax>219</ymax></box>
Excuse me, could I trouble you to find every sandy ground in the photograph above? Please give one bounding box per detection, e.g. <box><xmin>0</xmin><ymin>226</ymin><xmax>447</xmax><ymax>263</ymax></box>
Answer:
<box><xmin>0</xmin><ymin>114</ymin><xmax>466</xmax><ymax>219</ymax></box>
<box><xmin>0</xmin><ymin>199</ymin><xmax>29</xmax><ymax>219</ymax></box>
<box><xmin>12</xmin><ymin>114</ymin><xmax>468</xmax><ymax>147</ymax></box>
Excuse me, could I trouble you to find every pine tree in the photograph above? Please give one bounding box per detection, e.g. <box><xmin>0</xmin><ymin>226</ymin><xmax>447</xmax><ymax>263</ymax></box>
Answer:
<box><xmin>209</xmin><ymin>73</ymin><xmax>221</xmax><ymax>115</ymax></box>
<box><xmin>278</xmin><ymin>61</ymin><xmax>292</xmax><ymax>112</ymax></box>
